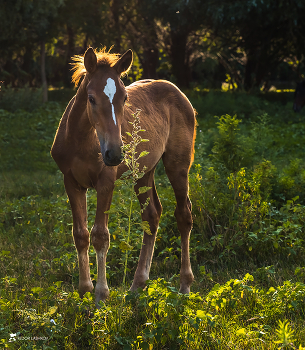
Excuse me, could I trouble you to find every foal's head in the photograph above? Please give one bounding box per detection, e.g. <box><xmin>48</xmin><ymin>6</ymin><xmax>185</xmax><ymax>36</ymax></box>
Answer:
<box><xmin>73</xmin><ymin>47</ymin><xmax>133</xmax><ymax>166</ymax></box>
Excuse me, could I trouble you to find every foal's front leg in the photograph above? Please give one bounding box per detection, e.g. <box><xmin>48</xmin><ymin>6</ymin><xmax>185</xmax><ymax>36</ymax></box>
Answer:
<box><xmin>91</xmin><ymin>169</ymin><xmax>116</xmax><ymax>306</ymax></box>
<box><xmin>64</xmin><ymin>174</ymin><xmax>94</xmax><ymax>296</ymax></box>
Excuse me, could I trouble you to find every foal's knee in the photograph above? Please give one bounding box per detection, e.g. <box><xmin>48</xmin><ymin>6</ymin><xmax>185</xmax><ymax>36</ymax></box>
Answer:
<box><xmin>91</xmin><ymin>225</ymin><xmax>110</xmax><ymax>252</ymax></box>
<box><xmin>73</xmin><ymin>227</ymin><xmax>90</xmax><ymax>252</ymax></box>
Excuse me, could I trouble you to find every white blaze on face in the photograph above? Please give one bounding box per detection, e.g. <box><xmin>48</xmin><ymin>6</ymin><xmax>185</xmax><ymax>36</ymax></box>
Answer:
<box><xmin>103</xmin><ymin>78</ymin><xmax>117</xmax><ymax>125</ymax></box>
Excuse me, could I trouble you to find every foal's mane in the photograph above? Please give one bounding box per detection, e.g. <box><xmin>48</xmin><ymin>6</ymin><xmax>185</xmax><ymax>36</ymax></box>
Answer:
<box><xmin>71</xmin><ymin>47</ymin><xmax>120</xmax><ymax>87</ymax></box>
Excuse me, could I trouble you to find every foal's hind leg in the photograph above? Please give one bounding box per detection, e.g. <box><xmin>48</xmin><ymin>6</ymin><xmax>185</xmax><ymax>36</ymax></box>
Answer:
<box><xmin>130</xmin><ymin>169</ymin><xmax>162</xmax><ymax>291</ymax></box>
<box><xmin>162</xmin><ymin>159</ymin><xmax>194</xmax><ymax>294</ymax></box>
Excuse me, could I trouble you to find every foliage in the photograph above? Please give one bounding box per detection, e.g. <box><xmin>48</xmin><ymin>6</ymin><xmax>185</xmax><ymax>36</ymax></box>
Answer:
<box><xmin>0</xmin><ymin>101</ymin><xmax>62</xmax><ymax>172</ymax></box>
<box><xmin>0</xmin><ymin>87</ymin><xmax>43</xmax><ymax>112</ymax></box>
<box><xmin>204</xmin><ymin>0</ymin><xmax>305</xmax><ymax>90</ymax></box>
<box><xmin>1</xmin><ymin>275</ymin><xmax>305</xmax><ymax>348</ymax></box>
<box><xmin>1</xmin><ymin>91</ymin><xmax>305</xmax><ymax>347</ymax></box>
<box><xmin>1</xmin><ymin>0</ymin><xmax>305</xmax><ymax>89</ymax></box>
<box><xmin>190</xmin><ymin>108</ymin><xmax>305</xmax><ymax>262</ymax></box>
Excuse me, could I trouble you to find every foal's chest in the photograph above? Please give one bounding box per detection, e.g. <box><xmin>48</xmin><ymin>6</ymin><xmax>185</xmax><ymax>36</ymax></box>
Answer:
<box><xmin>70</xmin><ymin>154</ymin><xmax>103</xmax><ymax>189</ymax></box>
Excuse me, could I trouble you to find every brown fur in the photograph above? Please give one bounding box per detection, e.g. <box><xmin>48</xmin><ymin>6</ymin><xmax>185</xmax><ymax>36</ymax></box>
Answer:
<box><xmin>51</xmin><ymin>47</ymin><xmax>196</xmax><ymax>305</ymax></box>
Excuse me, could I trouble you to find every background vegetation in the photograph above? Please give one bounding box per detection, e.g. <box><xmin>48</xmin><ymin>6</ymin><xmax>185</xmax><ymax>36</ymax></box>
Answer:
<box><xmin>1</xmin><ymin>0</ymin><xmax>305</xmax><ymax>95</ymax></box>
<box><xmin>1</xmin><ymin>87</ymin><xmax>305</xmax><ymax>348</ymax></box>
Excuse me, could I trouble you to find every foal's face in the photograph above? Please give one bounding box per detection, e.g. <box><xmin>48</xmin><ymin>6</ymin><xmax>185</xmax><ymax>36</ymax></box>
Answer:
<box><xmin>86</xmin><ymin>68</ymin><xmax>127</xmax><ymax>166</ymax></box>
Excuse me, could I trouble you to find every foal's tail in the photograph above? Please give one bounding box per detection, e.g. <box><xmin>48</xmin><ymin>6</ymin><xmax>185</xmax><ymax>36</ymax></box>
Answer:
<box><xmin>190</xmin><ymin>108</ymin><xmax>198</xmax><ymax>166</ymax></box>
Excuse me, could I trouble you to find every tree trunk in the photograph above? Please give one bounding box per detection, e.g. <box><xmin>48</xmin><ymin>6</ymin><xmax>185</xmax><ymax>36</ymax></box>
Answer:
<box><xmin>40</xmin><ymin>40</ymin><xmax>48</xmax><ymax>103</ymax></box>
<box><xmin>170</xmin><ymin>29</ymin><xmax>190</xmax><ymax>88</ymax></box>
<box><xmin>64</xmin><ymin>26</ymin><xmax>75</xmax><ymax>86</ymax></box>
<box><xmin>142</xmin><ymin>48</ymin><xmax>159</xmax><ymax>79</ymax></box>
<box><xmin>141</xmin><ymin>21</ymin><xmax>159</xmax><ymax>79</ymax></box>
<box><xmin>244</xmin><ymin>47</ymin><xmax>269</xmax><ymax>91</ymax></box>
<box><xmin>111</xmin><ymin>0</ymin><xmax>121</xmax><ymax>52</ymax></box>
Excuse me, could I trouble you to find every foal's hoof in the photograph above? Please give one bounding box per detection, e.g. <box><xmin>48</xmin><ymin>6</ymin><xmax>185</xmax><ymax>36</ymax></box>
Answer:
<box><xmin>179</xmin><ymin>270</ymin><xmax>194</xmax><ymax>294</ymax></box>
<box><xmin>95</xmin><ymin>287</ymin><xmax>110</xmax><ymax>307</ymax></box>
<box><xmin>79</xmin><ymin>281</ymin><xmax>94</xmax><ymax>297</ymax></box>
<box><xmin>129</xmin><ymin>275</ymin><xmax>148</xmax><ymax>292</ymax></box>
<box><xmin>179</xmin><ymin>285</ymin><xmax>191</xmax><ymax>294</ymax></box>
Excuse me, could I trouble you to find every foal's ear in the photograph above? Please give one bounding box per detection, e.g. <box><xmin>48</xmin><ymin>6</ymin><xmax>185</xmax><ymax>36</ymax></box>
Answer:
<box><xmin>114</xmin><ymin>49</ymin><xmax>133</xmax><ymax>76</ymax></box>
<box><xmin>84</xmin><ymin>47</ymin><xmax>97</xmax><ymax>74</ymax></box>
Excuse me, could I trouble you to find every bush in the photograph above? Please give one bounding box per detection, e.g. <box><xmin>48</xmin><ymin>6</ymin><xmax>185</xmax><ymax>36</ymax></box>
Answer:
<box><xmin>0</xmin><ymin>87</ymin><xmax>43</xmax><ymax>112</ymax></box>
<box><xmin>189</xmin><ymin>113</ymin><xmax>305</xmax><ymax>263</ymax></box>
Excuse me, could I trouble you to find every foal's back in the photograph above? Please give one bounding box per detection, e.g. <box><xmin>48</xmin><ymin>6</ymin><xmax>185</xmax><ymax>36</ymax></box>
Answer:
<box><xmin>121</xmin><ymin>79</ymin><xmax>196</xmax><ymax>174</ymax></box>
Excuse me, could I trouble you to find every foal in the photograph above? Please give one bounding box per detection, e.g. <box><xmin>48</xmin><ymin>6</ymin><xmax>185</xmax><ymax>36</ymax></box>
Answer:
<box><xmin>51</xmin><ymin>47</ymin><xmax>196</xmax><ymax>305</ymax></box>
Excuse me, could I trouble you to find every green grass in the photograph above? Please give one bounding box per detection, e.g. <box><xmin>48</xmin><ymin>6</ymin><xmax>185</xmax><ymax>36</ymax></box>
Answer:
<box><xmin>1</xmin><ymin>89</ymin><xmax>305</xmax><ymax>349</ymax></box>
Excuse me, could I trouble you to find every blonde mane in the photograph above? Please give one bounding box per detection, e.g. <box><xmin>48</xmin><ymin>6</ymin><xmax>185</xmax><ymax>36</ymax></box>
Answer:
<box><xmin>71</xmin><ymin>47</ymin><xmax>120</xmax><ymax>87</ymax></box>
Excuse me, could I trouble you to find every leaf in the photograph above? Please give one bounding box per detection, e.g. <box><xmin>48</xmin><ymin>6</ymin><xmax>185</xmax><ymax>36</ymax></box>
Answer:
<box><xmin>104</xmin><ymin>207</ymin><xmax>117</xmax><ymax>215</ymax></box>
<box><xmin>236</xmin><ymin>328</ymin><xmax>247</xmax><ymax>336</ymax></box>
<box><xmin>140</xmin><ymin>221</ymin><xmax>152</xmax><ymax>235</ymax></box>
<box><xmin>141</xmin><ymin>139</ymin><xmax>149</xmax><ymax>142</ymax></box>
<box><xmin>48</xmin><ymin>306</ymin><xmax>58</xmax><ymax>316</ymax></box>
<box><xmin>138</xmin><ymin>186</ymin><xmax>151</xmax><ymax>194</ymax></box>
<box><xmin>114</xmin><ymin>179</ymin><xmax>124</xmax><ymax>186</ymax></box>
<box><xmin>0</xmin><ymin>250</ymin><xmax>10</xmax><ymax>256</ymax></box>
<box><xmin>31</xmin><ymin>287</ymin><xmax>43</xmax><ymax>294</ymax></box>
<box><xmin>196</xmin><ymin>310</ymin><xmax>206</xmax><ymax>319</ymax></box>
<box><xmin>121</xmin><ymin>170</ymin><xmax>133</xmax><ymax>178</ymax></box>
<box><xmin>114</xmin><ymin>335</ymin><xmax>124</xmax><ymax>345</ymax></box>
<box><xmin>119</xmin><ymin>241</ymin><xmax>133</xmax><ymax>251</ymax></box>
<box><xmin>138</xmin><ymin>151</ymin><xmax>149</xmax><ymax>158</ymax></box>
<box><xmin>199</xmin><ymin>266</ymin><xmax>206</xmax><ymax>275</ymax></box>
<box><xmin>125</xmin><ymin>132</ymin><xmax>132</xmax><ymax>137</ymax></box>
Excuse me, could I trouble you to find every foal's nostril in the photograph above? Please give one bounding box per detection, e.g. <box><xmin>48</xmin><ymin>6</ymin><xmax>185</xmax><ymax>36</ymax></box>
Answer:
<box><xmin>105</xmin><ymin>150</ymin><xmax>111</xmax><ymax>162</ymax></box>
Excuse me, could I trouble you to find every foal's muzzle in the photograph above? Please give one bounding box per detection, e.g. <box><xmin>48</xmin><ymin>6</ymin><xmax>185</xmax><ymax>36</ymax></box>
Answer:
<box><xmin>97</xmin><ymin>133</ymin><xmax>123</xmax><ymax>166</ymax></box>
<box><xmin>104</xmin><ymin>148</ymin><xmax>124</xmax><ymax>166</ymax></box>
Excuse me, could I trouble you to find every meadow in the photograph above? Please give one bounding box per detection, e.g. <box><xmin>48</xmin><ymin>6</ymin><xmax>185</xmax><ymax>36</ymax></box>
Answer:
<box><xmin>1</xmin><ymin>87</ymin><xmax>305</xmax><ymax>349</ymax></box>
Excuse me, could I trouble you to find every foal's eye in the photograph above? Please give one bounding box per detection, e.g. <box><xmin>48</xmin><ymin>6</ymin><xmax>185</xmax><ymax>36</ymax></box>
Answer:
<box><xmin>88</xmin><ymin>95</ymin><xmax>96</xmax><ymax>105</ymax></box>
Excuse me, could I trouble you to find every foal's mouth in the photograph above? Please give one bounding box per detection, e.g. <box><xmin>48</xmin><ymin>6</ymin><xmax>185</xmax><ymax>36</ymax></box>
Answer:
<box><xmin>103</xmin><ymin>157</ymin><xmax>123</xmax><ymax>167</ymax></box>
<box><xmin>102</xmin><ymin>149</ymin><xmax>124</xmax><ymax>166</ymax></box>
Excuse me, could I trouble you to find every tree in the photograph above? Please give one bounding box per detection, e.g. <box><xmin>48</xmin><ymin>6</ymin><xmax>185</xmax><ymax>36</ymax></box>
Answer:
<box><xmin>204</xmin><ymin>0</ymin><xmax>305</xmax><ymax>90</ymax></box>
<box><xmin>139</xmin><ymin>0</ymin><xmax>207</xmax><ymax>88</ymax></box>
<box><xmin>0</xmin><ymin>0</ymin><xmax>64</xmax><ymax>99</ymax></box>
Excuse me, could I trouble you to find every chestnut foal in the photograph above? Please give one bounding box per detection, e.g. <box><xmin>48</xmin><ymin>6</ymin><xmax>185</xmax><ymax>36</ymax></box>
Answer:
<box><xmin>51</xmin><ymin>47</ymin><xmax>196</xmax><ymax>305</ymax></box>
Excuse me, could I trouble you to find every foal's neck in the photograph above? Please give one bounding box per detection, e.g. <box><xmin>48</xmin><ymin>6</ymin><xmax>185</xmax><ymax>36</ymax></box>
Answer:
<box><xmin>67</xmin><ymin>79</ymin><xmax>94</xmax><ymax>138</ymax></box>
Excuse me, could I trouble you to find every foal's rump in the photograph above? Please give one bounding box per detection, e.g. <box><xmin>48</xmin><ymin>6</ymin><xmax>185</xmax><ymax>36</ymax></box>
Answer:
<box><xmin>125</xmin><ymin>79</ymin><xmax>196</xmax><ymax>170</ymax></box>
